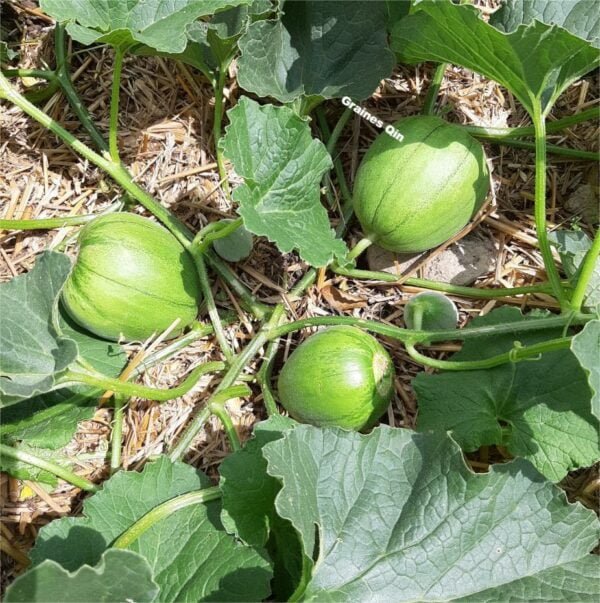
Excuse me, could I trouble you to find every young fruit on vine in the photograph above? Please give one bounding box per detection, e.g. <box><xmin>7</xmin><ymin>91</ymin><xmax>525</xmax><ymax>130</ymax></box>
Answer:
<box><xmin>62</xmin><ymin>213</ymin><xmax>201</xmax><ymax>342</ymax></box>
<box><xmin>277</xmin><ymin>326</ymin><xmax>395</xmax><ymax>430</ymax></box>
<box><xmin>404</xmin><ymin>292</ymin><xmax>459</xmax><ymax>331</ymax></box>
<box><xmin>353</xmin><ymin>115</ymin><xmax>489</xmax><ymax>253</ymax></box>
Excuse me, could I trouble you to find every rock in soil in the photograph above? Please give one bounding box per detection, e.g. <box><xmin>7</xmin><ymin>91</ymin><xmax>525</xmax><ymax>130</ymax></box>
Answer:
<box><xmin>366</xmin><ymin>231</ymin><xmax>497</xmax><ymax>286</ymax></box>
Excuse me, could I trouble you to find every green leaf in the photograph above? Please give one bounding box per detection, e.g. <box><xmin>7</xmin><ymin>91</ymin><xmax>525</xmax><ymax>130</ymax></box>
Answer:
<box><xmin>237</xmin><ymin>0</ymin><xmax>394</xmax><ymax>102</ymax></box>
<box><xmin>550</xmin><ymin>229</ymin><xmax>600</xmax><ymax>312</ymax></box>
<box><xmin>414</xmin><ymin>307</ymin><xmax>599</xmax><ymax>481</ymax></box>
<box><xmin>31</xmin><ymin>456</ymin><xmax>272</xmax><ymax>602</ymax></box>
<box><xmin>220</xmin><ymin>415</ymin><xmax>295</xmax><ymax>546</ymax></box>
<box><xmin>40</xmin><ymin>0</ymin><xmax>252</xmax><ymax>52</ymax></box>
<box><xmin>4</xmin><ymin>549</ymin><xmax>159</xmax><ymax>603</ymax></box>
<box><xmin>0</xmin><ymin>252</ymin><xmax>77</xmax><ymax>407</ymax></box>
<box><xmin>0</xmin><ymin>442</ymin><xmax>74</xmax><ymax>487</ymax></box>
<box><xmin>263</xmin><ymin>425</ymin><xmax>600</xmax><ymax>601</ymax></box>
<box><xmin>572</xmin><ymin>320</ymin><xmax>600</xmax><ymax>420</ymax></box>
<box><xmin>392</xmin><ymin>0</ymin><xmax>599</xmax><ymax>115</ymax></box>
<box><xmin>221</xmin><ymin>97</ymin><xmax>346</xmax><ymax>266</ymax></box>
<box><xmin>490</xmin><ymin>0</ymin><xmax>600</xmax><ymax>48</ymax></box>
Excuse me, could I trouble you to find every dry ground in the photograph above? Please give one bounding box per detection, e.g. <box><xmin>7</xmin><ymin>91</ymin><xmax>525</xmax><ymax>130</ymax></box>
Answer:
<box><xmin>1</xmin><ymin>0</ymin><xmax>599</xmax><ymax>588</ymax></box>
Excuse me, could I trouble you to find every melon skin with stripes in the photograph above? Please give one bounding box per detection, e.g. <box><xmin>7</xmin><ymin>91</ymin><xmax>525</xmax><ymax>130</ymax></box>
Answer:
<box><xmin>62</xmin><ymin>213</ymin><xmax>201</xmax><ymax>342</ymax></box>
<box><xmin>353</xmin><ymin>115</ymin><xmax>489</xmax><ymax>253</ymax></box>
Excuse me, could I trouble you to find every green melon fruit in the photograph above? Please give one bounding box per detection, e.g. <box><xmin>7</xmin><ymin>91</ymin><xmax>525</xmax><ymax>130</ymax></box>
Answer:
<box><xmin>62</xmin><ymin>213</ymin><xmax>201</xmax><ymax>342</ymax></box>
<box><xmin>277</xmin><ymin>326</ymin><xmax>395</xmax><ymax>431</ymax></box>
<box><xmin>353</xmin><ymin>115</ymin><xmax>489</xmax><ymax>253</ymax></box>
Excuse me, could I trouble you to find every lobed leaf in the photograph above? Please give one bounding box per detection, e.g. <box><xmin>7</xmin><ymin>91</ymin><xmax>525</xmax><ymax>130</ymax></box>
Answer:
<box><xmin>414</xmin><ymin>307</ymin><xmax>599</xmax><ymax>481</ymax></box>
<box><xmin>237</xmin><ymin>0</ymin><xmax>394</xmax><ymax>102</ymax></box>
<box><xmin>40</xmin><ymin>0</ymin><xmax>252</xmax><ymax>53</ymax></box>
<box><xmin>31</xmin><ymin>456</ymin><xmax>271</xmax><ymax>602</ymax></box>
<box><xmin>263</xmin><ymin>424</ymin><xmax>600</xmax><ymax>601</ymax></box>
<box><xmin>571</xmin><ymin>320</ymin><xmax>600</xmax><ymax>420</ymax></box>
<box><xmin>221</xmin><ymin>96</ymin><xmax>347</xmax><ymax>266</ymax></box>
<box><xmin>490</xmin><ymin>0</ymin><xmax>600</xmax><ymax>48</ymax></box>
<box><xmin>392</xmin><ymin>0</ymin><xmax>599</xmax><ymax>115</ymax></box>
<box><xmin>0</xmin><ymin>252</ymin><xmax>77</xmax><ymax>407</ymax></box>
<box><xmin>4</xmin><ymin>549</ymin><xmax>159</xmax><ymax>603</ymax></box>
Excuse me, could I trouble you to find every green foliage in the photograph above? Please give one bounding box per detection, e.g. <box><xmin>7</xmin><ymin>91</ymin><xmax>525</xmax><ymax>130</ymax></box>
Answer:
<box><xmin>392</xmin><ymin>0</ymin><xmax>599</xmax><ymax>115</ymax></box>
<box><xmin>213</xmin><ymin>221</ymin><xmax>254</xmax><ymax>262</ymax></box>
<box><xmin>572</xmin><ymin>320</ymin><xmax>600</xmax><ymax>420</ymax></box>
<box><xmin>263</xmin><ymin>425</ymin><xmax>600</xmax><ymax>601</ymax></box>
<box><xmin>237</xmin><ymin>0</ymin><xmax>394</xmax><ymax>102</ymax></box>
<box><xmin>40</xmin><ymin>0</ymin><xmax>253</xmax><ymax>52</ymax></box>
<box><xmin>404</xmin><ymin>292</ymin><xmax>459</xmax><ymax>330</ymax></box>
<box><xmin>490</xmin><ymin>0</ymin><xmax>600</xmax><ymax>47</ymax></box>
<box><xmin>221</xmin><ymin>96</ymin><xmax>347</xmax><ymax>266</ymax></box>
<box><xmin>414</xmin><ymin>308</ymin><xmax>599</xmax><ymax>481</ymax></box>
<box><xmin>0</xmin><ymin>252</ymin><xmax>77</xmax><ymax>406</ymax></box>
<box><xmin>31</xmin><ymin>457</ymin><xmax>272</xmax><ymax>602</ymax></box>
<box><xmin>4</xmin><ymin>549</ymin><xmax>159</xmax><ymax>603</ymax></box>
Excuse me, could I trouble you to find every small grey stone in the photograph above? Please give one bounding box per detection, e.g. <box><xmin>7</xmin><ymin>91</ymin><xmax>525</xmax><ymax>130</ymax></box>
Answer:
<box><xmin>564</xmin><ymin>184</ymin><xmax>599</xmax><ymax>226</ymax></box>
<box><xmin>366</xmin><ymin>231</ymin><xmax>497</xmax><ymax>286</ymax></box>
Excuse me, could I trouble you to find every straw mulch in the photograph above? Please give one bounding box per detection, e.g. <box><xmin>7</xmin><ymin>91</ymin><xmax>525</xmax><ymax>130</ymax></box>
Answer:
<box><xmin>1</xmin><ymin>0</ymin><xmax>598</xmax><ymax>589</ymax></box>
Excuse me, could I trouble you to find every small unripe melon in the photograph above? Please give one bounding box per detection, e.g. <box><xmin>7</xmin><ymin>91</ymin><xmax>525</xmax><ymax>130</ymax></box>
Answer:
<box><xmin>353</xmin><ymin>115</ymin><xmax>489</xmax><ymax>253</ymax></box>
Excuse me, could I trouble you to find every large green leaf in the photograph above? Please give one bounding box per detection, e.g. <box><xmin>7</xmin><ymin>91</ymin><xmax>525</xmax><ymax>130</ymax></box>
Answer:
<box><xmin>1</xmin><ymin>311</ymin><xmax>126</xmax><ymax>450</ymax></box>
<box><xmin>221</xmin><ymin>96</ymin><xmax>347</xmax><ymax>266</ymax></box>
<box><xmin>220</xmin><ymin>415</ymin><xmax>296</xmax><ymax>546</ymax></box>
<box><xmin>414</xmin><ymin>307</ymin><xmax>599</xmax><ymax>481</ymax></box>
<box><xmin>0</xmin><ymin>252</ymin><xmax>77</xmax><ymax>407</ymax></box>
<box><xmin>31</xmin><ymin>456</ymin><xmax>272</xmax><ymax>602</ymax></box>
<box><xmin>4</xmin><ymin>549</ymin><xmax>159</xmax><ymax>603</ymax></box>
<box><xmin>572</xmin><ymin>320</ymin><xmax>600</xmax><ymax>420</ymax></box>
<box><xmin>237</xmin><ymin>0</ymin><xmax>394</xmax><ymax>102</ymax></box>
<box><xmin>40</xmin><ymin>0</ymin><xmax>252</xmax><ymax>52</ymax></box>
<box><xmin>490</xmin><ymin>0</ymin><xmax>600</xmax><ymax>48</ymax></box>
<box><xmin>392</xmin><ymin>0</ymin><xmax>599</xmax><ymax>115</ymax></box>
<box><xmin>263</xmin><ymin>425</ymin><xmax>600</xmax><ymax>602</ymax></box>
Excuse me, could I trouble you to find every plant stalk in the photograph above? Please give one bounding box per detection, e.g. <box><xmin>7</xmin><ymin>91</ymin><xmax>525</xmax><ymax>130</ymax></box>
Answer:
<box><xmin>213</xmin><ymin>66</ymin><xmax>230</xmax><ymax>197</ymax></box>
<box><xmin>422</xmin><ymin>62</ymin><xmax>447</xmax><ymax>115</ymax></box>
<box><xmin>570</xmin><ymin>229</ymin><xmax>600</xmax><ymax>312</ymax></box>
<box><xmin>333</xmin><ymin>265</ymin><xmax>557</xmax><ymax>299</ymax></box>
<box><xmin>0</xmin><ymin>443</ymin><xmax>99</xmax><ymax>492</ymax></box>
<box><xmin>113</xmin><ymin>487</ymin><xmax>222</xmax><ymax>548</ymax></box>
<box><xmin>267</xmin><ymin>312</ymin><xmax>592</xmax><ymax>345</ymax></box>
<box><xmin>2</xmin><ymin>68</ymin><xmax>56</xmax><ymax>80</ymax></box>
<box><xmin>110</xmin><ymin>394</ymin><xmax>126</xmax><ymax>473</ymax></box>
<box><xmin>64</xmin><ymin>361</ymin><xmax>225</xmax><ymax>402</ymax></box>
<box><xmin>405</xmin><ymin>336</ymin><xmax>572</xmax><ymax>371</ymax></box>
<box><xmin>532</xmin><ymin>101</ymin><xmax>568</xmax><ymax>309</ymax></box>
<box><xmin>0</xmin><ymin>214</ymin><xmax>97</xmax><ymax>230</ymax></box>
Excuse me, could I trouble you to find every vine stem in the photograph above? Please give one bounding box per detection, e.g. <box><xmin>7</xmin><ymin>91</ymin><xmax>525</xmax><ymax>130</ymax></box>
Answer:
<box><xmin>110</xmin><ymin>395</ymin><xmax>126</xmax><ymax>473</ymax></box>
<box><xmin>422</xmin><ymin>62</ymin><xmax>447</xmax><ymax>115</ymax></box>
<box><xmin>464</xmin><ymin>106</ymin><xmax>599</xmax><ymax>139</ymax></box>
<box><xmin>333</xmin><ymin>265</ymin><xmax>558</xmax><ymax>299</ymax></box>
<box><xmin>570</xmin><ymin>229</ymin><xmax>600</xmax><ymax>312</ymax></box>
<box><xmin>170</xmin><ymin>270</ymin><xmax>318</xmax><ymax>460</ymax></box>
<box><xmin>113</xmin><ymin>487</ymin><xmax>222</xmax><ymax>549</ymax></box>
<box><xmin>0</xmin><ymin>71</ymin><xmax>194</xmax><ymax>247</ymax></box>
<box><xmin>0</xmin><ymin>214</ymin><xmax>97</xmax><ymax>230</ymax></box>
<box><xmin>266</xmin><ymin>312</ymin><xmax>592</xmax><ymax>345</ymax></box>
<box><xmin>190</xmin><ymin>248</ymin><xmax>234</xmax><ymax>361</ymax></box>
<box><xmin>54</xmin><ymin>24</ymin><xmax>109</xmax><ymax>153</ymax></box>
<box><xmin>63</xmin><ymin>361</ymin><xmax>225</xmax><ymax>402</ymax></box>
<box><xmin>478</xmin><ymin>137</ymin><xmax>598</xmax><ymax>161</ymax></box>
<box><xmin>346</xmin><ymin>237</ymin><xmax>373</xmax><ymax>261</ymax></box>
<box><xmin>405</xmin><ymin>336</ymin><xmax>572</xmax><ymax>371</ymax></box>
<box><xmin>0</xmin><ymin>443</ymin><xmax>99</xmax><ymax>492</ymax></box>
<box><xmin>195</xmin><ymin>217</ymin><xmax>243</xmax><ymax>253</ymax></box>
<box><xmin>108</xmin><ymin>47</ymin><xmax>125</xmax><ymax>162</ymax></box>
<box><xmin>532</xmin><ymin>100</ymin><xmax>568</xmax><ymax>309</ymax></box>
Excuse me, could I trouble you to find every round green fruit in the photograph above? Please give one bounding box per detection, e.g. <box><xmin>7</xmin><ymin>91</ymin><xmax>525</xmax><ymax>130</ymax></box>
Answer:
<box><xmin>277</xmin><ymin>326</ymin><xmax>395</xmax><ymax>430</ymax></box>
<box><xmin>404</xmin><ymin>292</ymin><xmax>458</xmax><ymax>331</ymax></box>
<box><xmin>353</xmin><ymin>115</ymin><xmax>489</xmax><ymax>253</ymax></box>
<box><xmin>61</xmin><ymin>213</ymin><xmax>201</xmax><ymax>342</ymax></box>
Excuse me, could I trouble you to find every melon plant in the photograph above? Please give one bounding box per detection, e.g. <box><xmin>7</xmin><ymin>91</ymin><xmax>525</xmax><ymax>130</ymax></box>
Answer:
<box><xmin>353</xmin><ymin>115</ymin><xmax>489</xmax><ymax>253</ymax></box>
<box><xmin>277</xmin><ymin>326</ymin><xmax>395</xmax><ymax>430</ymax></box>
<box><xmin>62</xmin><ymin>213</ymin><xmax>201</xmax><ymax>342</ymax></box>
